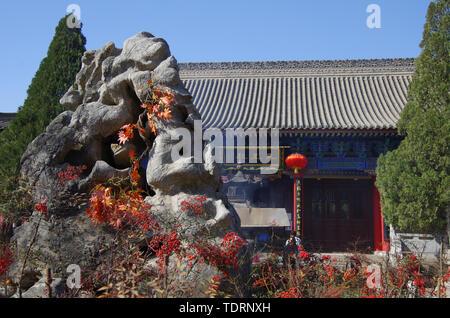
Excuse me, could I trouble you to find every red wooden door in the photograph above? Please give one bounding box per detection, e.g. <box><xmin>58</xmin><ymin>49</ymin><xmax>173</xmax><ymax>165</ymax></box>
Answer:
<box><xmin>303</xmin><ymin>179</ymin><xmax>373</xmax><ymax>252</ymax></box>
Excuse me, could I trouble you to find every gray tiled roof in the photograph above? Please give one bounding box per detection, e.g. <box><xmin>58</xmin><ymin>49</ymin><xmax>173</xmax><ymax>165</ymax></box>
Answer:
<box><xmin>179</xmin><ymin>58</ymin><xmax>414</xmax><ymax>133</ymax></box>
<box><xmin>0</xmin><ymin>113</ymin><xmax>16</xmax><ymax>130</ymax></box>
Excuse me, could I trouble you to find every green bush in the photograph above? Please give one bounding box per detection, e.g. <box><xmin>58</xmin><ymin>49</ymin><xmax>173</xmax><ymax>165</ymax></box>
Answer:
<box><xmin>376</xmin><ymin>0</ymin><xmax>450</xmax><ymax>233</ymax></box>
<box><xmin>0</xmin><ymin>15</ymin><xmax>86</xmax><ymax>177</ymax></box>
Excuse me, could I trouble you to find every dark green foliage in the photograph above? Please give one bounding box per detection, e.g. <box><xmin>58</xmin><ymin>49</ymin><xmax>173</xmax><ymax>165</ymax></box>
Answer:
<box><xmin>0</xmin><ymin>16</ymin><xmax>86</xmax><ymax>177</ymax></box>
<box><xmin>376</xmin><ymin>0</ymin><xmax>449</xmax><ymax>233</ymax></box>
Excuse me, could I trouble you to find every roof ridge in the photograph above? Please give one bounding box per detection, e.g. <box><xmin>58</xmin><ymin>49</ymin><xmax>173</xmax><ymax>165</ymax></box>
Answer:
<box><xmin>179</xmin><ymin>58</ymin><xmax>415</xmax><ymax>71</ymax></box>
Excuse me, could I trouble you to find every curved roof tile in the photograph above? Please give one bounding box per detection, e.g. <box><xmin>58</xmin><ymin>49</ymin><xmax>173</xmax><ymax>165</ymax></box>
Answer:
<box><xmin>179</xmin><ymin>58</ymin><xmax>414</xmax><ymax>132</ymax></box>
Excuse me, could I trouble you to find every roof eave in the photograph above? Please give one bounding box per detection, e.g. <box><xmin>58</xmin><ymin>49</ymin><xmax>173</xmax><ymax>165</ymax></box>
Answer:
<box><xmin>279</xmin><ymin>128</ymin><xmax>399</xmax><ymax>137</ymax></box>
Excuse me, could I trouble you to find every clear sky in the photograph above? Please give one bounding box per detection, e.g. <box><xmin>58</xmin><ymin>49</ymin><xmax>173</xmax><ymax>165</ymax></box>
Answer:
<box><xmin>0</xmin><ymin>0</ymin><xmax>431</xmax><ymax>113</ymax></box>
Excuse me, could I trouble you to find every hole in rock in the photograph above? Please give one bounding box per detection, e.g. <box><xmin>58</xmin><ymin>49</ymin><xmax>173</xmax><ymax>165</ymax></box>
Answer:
<box><xmin>64</xmin><ymin>148</ymin><xmax>86</xmax><ymax>167</ymax></box>
<box><xmin>145</xmin><ymin>186</ymin><xmax>156</xmax><ymax>197</ymax></box>
<box><xmin>174</xmin><ymin>103</ymin><xmax>189</xmax><ymax>123</ymax></box>
<box><xmin>63</xmin><ymin>148</ymin><xmax>92</xmax><ymax>177</ymax></box>
<box><xmin>126</xmin><ymin>83</ymin><xmax>145</xmax><ymax>119</ymax></box>
<box><xmin>105</xmin><ymin>129</ymin><xmax>148</xmax><ymax>170</ymax></box>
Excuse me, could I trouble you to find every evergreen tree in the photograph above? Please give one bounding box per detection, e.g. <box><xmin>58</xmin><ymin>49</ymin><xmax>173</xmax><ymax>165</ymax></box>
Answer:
<box><xmin>376</xmin><ymin>0</ymin><xmax>449</xmax><ymax>233</ymax></box>
<box><xmin>0</xmin><ymin>16</ymin><xmax>86</xmax><ymax>176</ymax></box>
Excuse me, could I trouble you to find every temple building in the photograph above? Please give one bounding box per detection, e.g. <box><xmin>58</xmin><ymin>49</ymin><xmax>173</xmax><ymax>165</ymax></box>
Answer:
<box><xmin>179</xmin><ymin>58</ymin><xmax>415</xmax><ymax>252</ymax></box>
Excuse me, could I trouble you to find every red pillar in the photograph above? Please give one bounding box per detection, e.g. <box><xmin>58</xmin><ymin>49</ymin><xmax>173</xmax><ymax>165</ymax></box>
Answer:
<box><xmin>372</xmin><ymin>177</ymin><xmax>386</xmax><ymax>251</ymax></box>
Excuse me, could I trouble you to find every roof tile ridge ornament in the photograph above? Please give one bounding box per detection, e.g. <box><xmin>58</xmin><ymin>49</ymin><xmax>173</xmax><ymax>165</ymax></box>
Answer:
<box><xmin>179</xmin><ymin>58</ymin><xmax>415</xmax><ymax>79</ymax></box>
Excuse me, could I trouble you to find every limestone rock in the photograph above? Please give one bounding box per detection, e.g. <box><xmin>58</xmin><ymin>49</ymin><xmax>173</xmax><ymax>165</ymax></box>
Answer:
<box><xmin>12</xmin><ymin>31</ymin><xmax>248</xmax><ymax>297</ymax></box>
<box><xmin>8</xmin><ymin>211</ymin><xmax>112</xmax><ymax>285</ymax></box>
<box><xmin>11</xmin><ymin>277</ymin><xmax>65</xmax><ymax>298</ymax></box>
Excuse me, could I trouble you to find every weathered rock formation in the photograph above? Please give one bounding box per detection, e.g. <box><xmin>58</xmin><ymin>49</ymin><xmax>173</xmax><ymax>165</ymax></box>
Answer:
<box><xmin>10</xmin><ymin>32</ymin><xmax>248</xmax><ymax>297</ymax></box>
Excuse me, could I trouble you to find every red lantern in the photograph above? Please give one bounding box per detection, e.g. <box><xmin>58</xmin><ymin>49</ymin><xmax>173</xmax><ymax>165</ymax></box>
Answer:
<box><xmin>285</xmin><ymin>153</ymin><xmax>308</xmax><ymax>172</ymax></box>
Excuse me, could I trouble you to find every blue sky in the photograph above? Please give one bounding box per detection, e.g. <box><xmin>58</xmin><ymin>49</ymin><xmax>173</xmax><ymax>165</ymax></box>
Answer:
<box><xmin>0</xmin><ymin>0</ymin><xmax>431</xmax><ymax>113</ymax></box>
